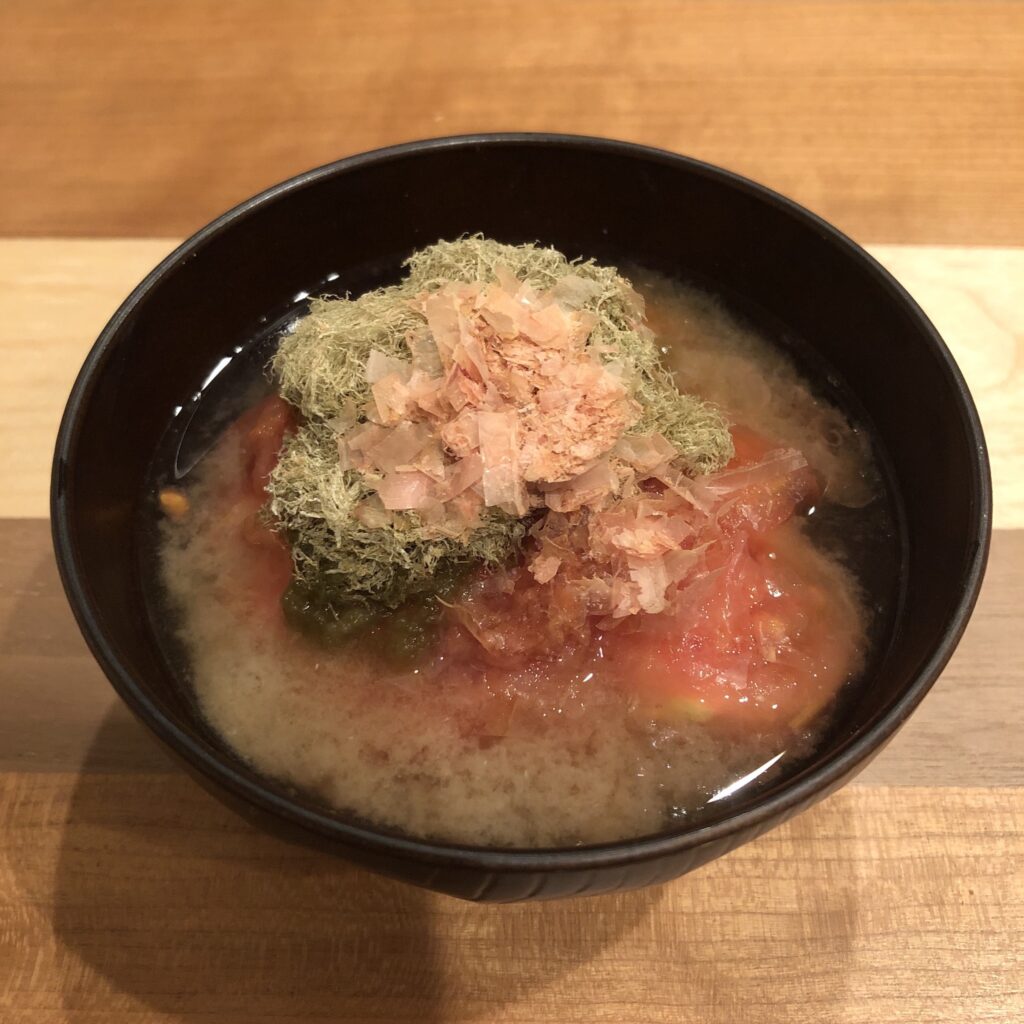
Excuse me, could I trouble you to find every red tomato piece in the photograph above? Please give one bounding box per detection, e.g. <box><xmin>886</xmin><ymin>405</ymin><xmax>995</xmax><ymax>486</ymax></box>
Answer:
<box><xmin>727</xmin><ymin>424</ymin><xmax>780</xmax><ymax>467</ymax></box>
<box><xmin>452</xmin><ymin>566</ymin><xmax>592</xmax><ymax>669</ymax></box>
<box><xmin>201</xmin><ymin>395</ymin><xmax>299</xmax><ymax>628</ymax></box>
<box><xmin>713</xmin><ymin>425</ymin><xmax>821</xmax><ymax>537</ymax></box>
<box><xmin>608</xmin><ymin>521</ymin><xmax>861</xmax><ymax>737</ymax></box>
<box><xmin>236</xmin><ymin>394</ymin><xmax>297</xmax><ymax>497</ymax></box>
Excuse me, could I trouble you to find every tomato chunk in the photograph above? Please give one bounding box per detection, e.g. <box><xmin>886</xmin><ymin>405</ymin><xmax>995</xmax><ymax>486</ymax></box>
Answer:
<box><xmin>711</xmin><ymin>425</ymin><xmax>821</xmax><ymax>537</ymax></box>
<box><xmin>236</xmin><ymin>394</ymin><xmax>297</xmax><ymax>497</ymax></box>
<box><xmin>727</xmin><ymin>424</ymin><xmax>779</xmax><ymax>467</ymax></box>
<box><xmin>198</xmin><ymin>395</ymin><xmax>298</xmax><ymax>627</ymax></box>
<box><xmin>608</xmin><ymin>522</ymin><xmax>862</xmax><ymax>736</ymax></box>
<box><xmin>452</xmin><ymin>566</ymin><xmax>591</xmax><ymax>668</ymax></box>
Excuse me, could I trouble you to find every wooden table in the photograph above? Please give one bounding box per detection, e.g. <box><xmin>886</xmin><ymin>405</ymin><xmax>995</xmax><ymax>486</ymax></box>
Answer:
<box><xmin>1</xmin><ymin>3</ymin><xmax>1021</xmax><ymax>1021</ymax></box>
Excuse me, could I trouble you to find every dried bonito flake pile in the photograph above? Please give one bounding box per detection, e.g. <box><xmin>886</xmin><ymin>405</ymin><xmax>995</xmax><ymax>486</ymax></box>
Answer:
<box><xmin>268</xmin><ymin>237</ymin><xmax>742</xmax><ymax>614</ymax></box>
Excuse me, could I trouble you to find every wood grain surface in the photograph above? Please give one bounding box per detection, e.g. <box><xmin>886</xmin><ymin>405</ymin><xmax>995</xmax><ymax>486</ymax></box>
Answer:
<box><xmin>1</xmin><ymin>1</ymin><xmax>1022</xmax><ymax>244</ymax></box>
<box><xmin>2</xmin><ymin>774</ymin><xmax>1021</xmax><ymax>1024</ymax></box>
<box><xmin>2</xmin><ymin>1</ymin><xmax>1022</xmax><ymax>1021</ymax></box>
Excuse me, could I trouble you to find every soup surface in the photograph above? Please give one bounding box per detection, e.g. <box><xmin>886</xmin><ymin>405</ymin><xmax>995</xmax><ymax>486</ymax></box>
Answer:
<box><xmin>151</xmin><ymin>263</ymin><xmax>899</xmax><ymax>848</ymax></box>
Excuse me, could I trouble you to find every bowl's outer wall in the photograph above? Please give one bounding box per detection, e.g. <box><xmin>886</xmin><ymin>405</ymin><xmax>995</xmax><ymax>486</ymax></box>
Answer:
<box><xmin>165</xmin><ymin>724</ymin><xmax>893</xmax><ymax>901</ymax></box>
<box><xmin>53</xmin><ymin>137</ymin><xmax>989</xmax><ymax>900</ymax></box>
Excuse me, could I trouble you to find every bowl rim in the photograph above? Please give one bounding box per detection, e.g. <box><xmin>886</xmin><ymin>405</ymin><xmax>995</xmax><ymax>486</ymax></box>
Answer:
<box><xmin>51</xmin><ymin>132</ymin><xmax>993</xmax><ymax>872</ymax></box>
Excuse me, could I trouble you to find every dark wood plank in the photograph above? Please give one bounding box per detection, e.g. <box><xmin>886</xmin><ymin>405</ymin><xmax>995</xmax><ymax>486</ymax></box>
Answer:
<box><xmin>0</xmin><ymin>1</ymin><xmax>1021</xmax><ymax>243</ymax></box>
<box><xmin>0</xmin><ymin>519</ymin><xmax>173</xmax><ymax>773</ymax></box>
<box><xmin>1</xmin><ymin>519</ymin><xmax>1021</xmax><ymax>785</ymax></box>
<box><xmin>0</xmin><ymin>772</ymin><xmax>1020</xmax><ymax>1023</ymax></box>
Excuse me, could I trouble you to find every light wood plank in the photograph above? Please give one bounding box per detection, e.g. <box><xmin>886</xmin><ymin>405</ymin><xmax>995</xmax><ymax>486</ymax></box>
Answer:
<box><xmin>0</xmin><ymin>1</ymin><xmax>1021</xmax><ymax>243</ymax></box>
<box><xmin>0</xmin><ymin>775</ymin><xmax>1020</xmax><ymax>1023</ymax></box>
<box><xmin>0</xmin><ymin>239</ymin><xmax>178</xmax><ymax>519</ymax></box>
<box><xmin>2</xmin><ymin>519</ymin><xmax>1021</xmax><ymax>785</ymax></box>
<box><xmin>868</xmin><ymin>245</ymin><xmax>1024</xmax><ymax>525</ymax></box>
<box><xmin>1</xmin><ymin>240</ymin><xmax>1019</xmax><ymax>524</ymax></box>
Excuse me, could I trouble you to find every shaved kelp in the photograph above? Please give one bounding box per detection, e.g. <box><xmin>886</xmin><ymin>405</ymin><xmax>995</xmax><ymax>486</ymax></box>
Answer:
<box><xmin>268</xmin><ymin>237</ymin><xmax>733</xmax><ymax>608</ymax></box>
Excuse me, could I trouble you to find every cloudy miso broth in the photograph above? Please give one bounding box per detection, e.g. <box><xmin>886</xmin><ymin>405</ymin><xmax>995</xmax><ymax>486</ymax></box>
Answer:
<box><xmin>144</xmin><ymin>245</ymin><xmax>900</xmax><ymax>848</ymax></box>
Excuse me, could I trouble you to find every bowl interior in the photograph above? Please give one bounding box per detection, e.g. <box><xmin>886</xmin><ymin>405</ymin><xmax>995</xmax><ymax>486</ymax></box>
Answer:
<box><xmin>54</xmin><ymin>137</ymin><xmax>988</xmax><ymax>853</ymax></box>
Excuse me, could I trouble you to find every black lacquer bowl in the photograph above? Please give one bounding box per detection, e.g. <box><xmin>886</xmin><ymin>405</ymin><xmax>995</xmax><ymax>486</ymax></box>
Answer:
<box><xmin>52</xmin><ymin>135</ymin><xmax>991</xmax><ymax>901</ymax></box>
